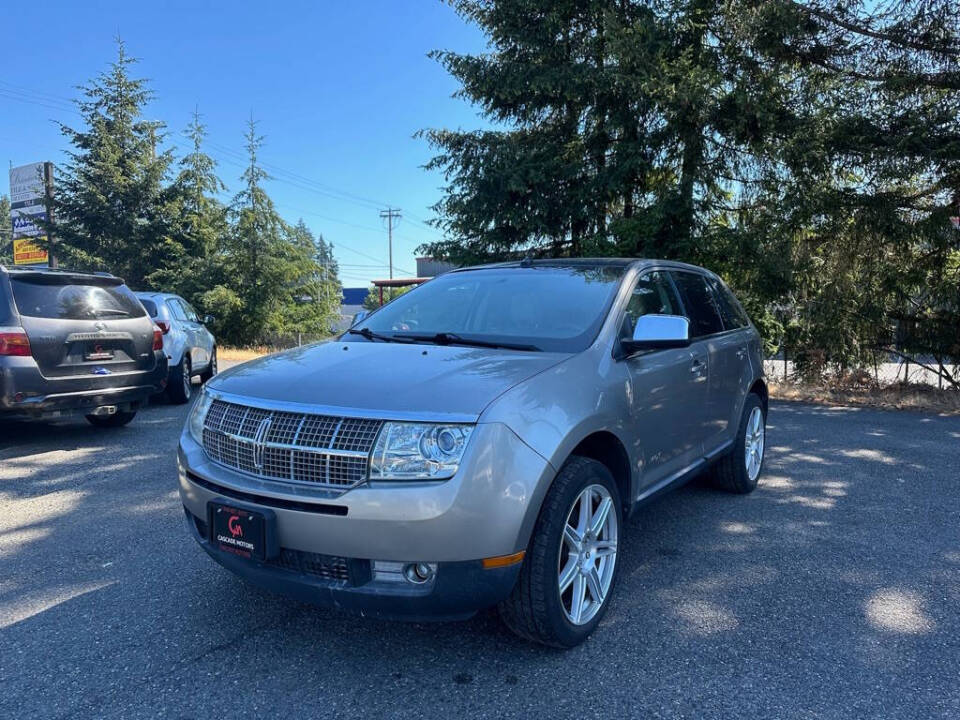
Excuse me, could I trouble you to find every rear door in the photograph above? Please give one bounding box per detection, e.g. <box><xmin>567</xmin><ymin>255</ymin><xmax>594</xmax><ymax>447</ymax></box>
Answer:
<box><xmin>9</xmin><ymin>273</ymin><xmax>156</xmax><ymax>378</ymax></box>
<box><xmin>707</xmin><ymin>276</ymin><xmax>756</xmax><ymax>438</ymax></box>
<box><xmin>179</xmin><ymin>299</ymin><xmax>211</xmax><ymax>368</ymax></box>
<box><xmin>668</xmin><ymin>271</ymin><xmax>730</xmax><ymax>453</ymax></box>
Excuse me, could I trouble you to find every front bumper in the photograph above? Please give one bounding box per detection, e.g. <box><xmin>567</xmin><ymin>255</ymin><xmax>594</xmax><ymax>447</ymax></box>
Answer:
<box><xmin>183</xmin><ymin>507</ymin><xmax>521</xmax><ymax>621</ymax></box>
<box><xmin>0</xmin><ymin>354</ymin><xmax>168</xmax><ymax>420</ymax></box>
<box><xmin>178</xmin><ymin>421</ymin><xmax>555</xmax><ymax>619</ymax></box>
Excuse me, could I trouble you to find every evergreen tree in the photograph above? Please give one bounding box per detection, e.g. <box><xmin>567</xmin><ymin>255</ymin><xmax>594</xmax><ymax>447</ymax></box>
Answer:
<box><xmin>207</xmin><ymin>118</ymin><xmax>337</xmax><ymax>345</ymax></box>
<box><xmin>0</xmin><ymin>195</ymin><xmax>11</xmax><ymax>265</ymax></box>
<box><xmin>53</xmin><ymin>39</ymin><xmax>173</xmax><ymax>287</ymax></box>
<box><xmin>422</xmin><ymin>0</ymin><xmax>960</xmax><ymax>375</ymax></box>
<box><xmin>147</xmin><ymin>109</ymin><xmax>228</xmax><ymax>302</ymax></box>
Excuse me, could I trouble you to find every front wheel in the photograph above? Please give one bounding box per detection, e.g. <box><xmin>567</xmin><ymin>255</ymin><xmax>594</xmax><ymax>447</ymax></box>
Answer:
<box><xmin>167</xmin><ymin>356</ymin><xmax>192</xmax><ymax>404</ymax></box>
<box><xmin>499</xmin><ymin>456</ymin><xmax>622</xmax><ymax>647</ymax></box>
<box><xmin>200</xmin><ymin>347</ymin><xmax>217</xmax><ymax>384</ymax></box>
<box><xmin>709</xmin><ymin>393</ymin><xmax>766</xmax><ymax>494</ymax></box>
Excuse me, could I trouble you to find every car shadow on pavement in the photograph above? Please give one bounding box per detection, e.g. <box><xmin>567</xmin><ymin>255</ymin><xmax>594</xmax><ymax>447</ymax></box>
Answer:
<box><xmin>1</xmin><ymin>401</ymin><xmax>959</xmax><ymax>719</ymax></box>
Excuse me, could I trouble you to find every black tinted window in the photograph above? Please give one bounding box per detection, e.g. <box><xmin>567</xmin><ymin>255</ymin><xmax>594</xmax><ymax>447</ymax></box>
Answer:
<box><xmin>621</xmin><ymin>271</ymin><xmax>681</xmax><ymax>339</ymax></box>
<box><xmin>140</xmin><ymin>299</ymin><xmax>158</xmax><ymax>317</ymax></box>
<box><xmin>708</xmin><ymin>278</ymin><xmax>750</xmax><ymax>329</ymax></box>
<box><xmin>670</xmin><ymin>271</ymin><xmax>725</xmax><ymax>337</ymax></box>
<box><xmin>11</xmin><ymin>278</ymin><xmax>146</xmax><ymax>320</ymax></box>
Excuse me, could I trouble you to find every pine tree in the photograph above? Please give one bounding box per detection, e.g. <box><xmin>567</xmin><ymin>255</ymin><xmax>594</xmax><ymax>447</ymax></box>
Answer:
<box><xmin>53</xmin><ymin>38</ymin><xmax>173</xmax><ymax>287</ymax></box>
<box><xmin>422</xmin><ymin>0</ymin><xmax>960</xmax><ymax>373</ymax></box>
<box><xmin>209</xmin><ymin>118</ymin><xmax>336</xmax><ymax>345</ymax></box>
<box><xmin>147</xmin><ymin>109</ymin><xmax>228</xmax><ymax>302</ymax></box>
<box><xmin>0</xmin><ymin>195</ymin><xmax>11</xmax><ymax>265</ymax></box>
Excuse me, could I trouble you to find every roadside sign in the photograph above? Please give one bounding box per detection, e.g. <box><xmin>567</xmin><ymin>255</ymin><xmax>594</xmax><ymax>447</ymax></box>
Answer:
<box><xmin>8</xmin><ymin>162</ymin><xmax>52</xmax><ymax>265</ymax></box>
<box><xmin>13</xmin><ymin>237</ymin><xmax>49</xmax><ymax>265</ymax></box>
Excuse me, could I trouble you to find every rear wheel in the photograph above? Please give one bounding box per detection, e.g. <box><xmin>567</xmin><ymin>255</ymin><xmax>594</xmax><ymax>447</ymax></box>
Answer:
<box><xmin>85</xmin><ymin>410</ymin><xmax>136</xmax><ymax>428</ymax></box>
<box><xmin>499</xmin><ymin>456</ymin><xmax>621</xmax><ymax>647</ymax></box>
<box><xmin>200</xmin><ymin>347</ymin><xmax>217</xmax><ymax>384</ymax></box>
<box><xmin>709</xmin><ymin>393</ymin><xmax>765</xmax><ymax>494</ymax></box>
<box><xmin>167</xmin><ymin>356</ymin><xmax>192</xmax><ymax>404</ymax></box>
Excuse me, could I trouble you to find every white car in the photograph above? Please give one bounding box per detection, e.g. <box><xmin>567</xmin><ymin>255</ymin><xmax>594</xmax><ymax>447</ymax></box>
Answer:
<box><xmin>134</xmin><ymin>292</ymin><xmax>217</xmax><ymax>403</ymax></box>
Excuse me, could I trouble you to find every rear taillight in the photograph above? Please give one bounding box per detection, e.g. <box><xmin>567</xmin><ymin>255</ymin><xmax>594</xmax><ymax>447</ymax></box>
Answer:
<box><xmin>152</xmin><ymin>326</ymin><xmax>164</xmax><ymax>351</ymax></box>
<box><xmin>0</xmin><ymin>327</ymin><xmax>31</xmax><ymax>357</ymax></box>
<box><xmin>155</xmin><ymin>320</ymin><xmax>170</xmax><ymax>334</ymax></box>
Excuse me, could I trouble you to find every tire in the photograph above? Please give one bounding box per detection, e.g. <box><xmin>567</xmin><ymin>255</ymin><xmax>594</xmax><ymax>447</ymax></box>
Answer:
<box><xmin>499</xmin><ymin>456</ymin><xmax>622</xmax><ymax>648</ymax></box>
<box><xmin>709</xmin><ymin>393</ymin><xmax>766</xmax><ymax>494</ymax></box>
<box><xmin>200</xmin><ymin>347</ymin><xmax>217</xmax><ymax>384</ymax></box>
<box><xmin>167</xmin><ymin>356</ymin><xmax>192</xmax><ymax>404</ymax></box>
<box><xmin>85</xmin><ymin>410</ymin><xmax>137</xmax><ymax>428</ymax></box>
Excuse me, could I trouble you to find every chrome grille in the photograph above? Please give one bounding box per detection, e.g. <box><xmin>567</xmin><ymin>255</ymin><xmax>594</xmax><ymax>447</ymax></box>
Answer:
<box><xmin>201</xmin><ymin>399</ymin><xmax>382</xmax><ymax>490</ymax></box>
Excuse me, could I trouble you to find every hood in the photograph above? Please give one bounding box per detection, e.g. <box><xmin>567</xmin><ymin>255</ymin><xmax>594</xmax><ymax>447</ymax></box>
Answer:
<box><xmin>208</xmin><ymin>341</ymin><xmax>569</xmax><ymax>421</ymax></box>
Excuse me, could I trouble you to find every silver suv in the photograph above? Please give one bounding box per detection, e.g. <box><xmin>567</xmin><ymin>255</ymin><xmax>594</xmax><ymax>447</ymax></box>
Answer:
<box><xmin>178</xmin><ymin>259</ymin><xmax>766</xmax><ymax>647</ymax></box>
<box><xmin>135</xmin><ymin>292</ymin><xmax>217</xmax><ymax>404</ymax></box>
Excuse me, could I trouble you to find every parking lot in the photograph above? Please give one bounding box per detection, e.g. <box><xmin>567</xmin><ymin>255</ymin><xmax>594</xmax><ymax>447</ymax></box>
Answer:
<box><xmin>1</xmin><ymin>390</ymin><xmax>958</xmax><ymax>719</ymax></box>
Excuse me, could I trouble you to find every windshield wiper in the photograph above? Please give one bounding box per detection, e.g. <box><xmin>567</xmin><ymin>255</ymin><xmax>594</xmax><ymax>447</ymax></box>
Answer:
<box><xmin>346</xmin><ymin>327</ymin><xmax>412</xmax><ymax>344</ymax></box>
<box><xmin>393</xmin><ymin>332</ymin><xmax>541</xmax><ymax>352</ymax></box>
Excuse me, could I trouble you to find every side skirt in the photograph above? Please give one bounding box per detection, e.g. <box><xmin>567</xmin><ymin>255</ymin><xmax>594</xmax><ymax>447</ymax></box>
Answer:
<box><xmin>629</xmin><ymin>439</ymin><xmax>735</xmax><ymax>515</ymax></box>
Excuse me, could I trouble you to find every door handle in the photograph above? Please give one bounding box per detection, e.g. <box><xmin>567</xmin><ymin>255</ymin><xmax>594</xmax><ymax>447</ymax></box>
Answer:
<box><xmin>690</xmin><ymin>358</ymin><xmax>707</xmax><ymax>374</ymax></box>
<box><xmin>736</xmin><ymin>347</ymin><xmax>746</xmax><ymax>359</ymax></box>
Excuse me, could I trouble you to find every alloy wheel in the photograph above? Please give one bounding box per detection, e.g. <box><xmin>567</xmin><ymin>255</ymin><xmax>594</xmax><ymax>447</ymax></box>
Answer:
<box><xmin>182</xmin><ymin>361</ymin><xmax>192</xmax><ymax>399</ymax></box>
<box><xmin>557</xmin><ymin>484</ymin><xmax>618</xmax><ymax>625</ymax></box>
<box><xmin>744</xmin><ymin>406</ymin><xmax>764</xmax><ymax>481</ymax></box>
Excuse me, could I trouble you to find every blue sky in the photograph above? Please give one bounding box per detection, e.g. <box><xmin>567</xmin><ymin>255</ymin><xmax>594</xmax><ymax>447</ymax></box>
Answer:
<box><xmin>0</xmin><ymin>0</ymin><xmax>488</xmax><ymax>287</ymax></box>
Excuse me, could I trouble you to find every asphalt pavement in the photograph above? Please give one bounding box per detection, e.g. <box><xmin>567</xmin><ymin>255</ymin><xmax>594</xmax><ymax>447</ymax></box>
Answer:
<box><xmin>1</xmin><ymin>388</ymin><xmax>958</xmax><ymax>719</ymax></box>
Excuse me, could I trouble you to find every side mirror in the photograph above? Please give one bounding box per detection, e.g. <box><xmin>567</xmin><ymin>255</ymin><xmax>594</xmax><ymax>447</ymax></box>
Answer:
<box><xmin>621</xmin><ymin>314</ymin><xmax>690</xmax><ymax>354</ymax></box>
<box><xmin>203</xmin><ymin>315</ymin><xmax>215</xmax><ymax>325</ymax></box>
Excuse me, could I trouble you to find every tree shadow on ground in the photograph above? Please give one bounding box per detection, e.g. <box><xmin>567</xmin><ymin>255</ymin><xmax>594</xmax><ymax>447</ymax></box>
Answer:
<box><xmin>1</xmin><ymin>401</ymin><xmax>958</xmax><ymax>719</ymax></box>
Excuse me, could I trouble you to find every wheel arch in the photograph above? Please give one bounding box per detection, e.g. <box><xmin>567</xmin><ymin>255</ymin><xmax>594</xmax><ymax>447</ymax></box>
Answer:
<box><xmin>749</xmin><ymin>377</ymin><xmax>768</xmax><ymax>415</ymax></box>
<box><xmin>566</xmin><ymin>430</ymin><xmax>633</xmax><ymax>515</ymax></box>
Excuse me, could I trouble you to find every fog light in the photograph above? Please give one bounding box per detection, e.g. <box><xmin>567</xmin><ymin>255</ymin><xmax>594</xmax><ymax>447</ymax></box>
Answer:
<box><xmin>403</xmin><ymin>562</ymin><xmax>436</xmax><ymax>584</ymax></box>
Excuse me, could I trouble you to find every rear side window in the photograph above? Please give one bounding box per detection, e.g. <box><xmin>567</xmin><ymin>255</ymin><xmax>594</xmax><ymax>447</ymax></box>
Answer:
<box><xmin>0</xmin><ymin>278</ymin><xmax>11</xmax><ymax>325</ymax></box>
<box><xmin>10</xmin><ymin>278</ymin><xmax>146</xmax><ymax>320</ymax></box>
<box><xmin>180</xmin><ymin>300</ymin><xmax>199</xmax><ymax>322</ymax></box>
<box><xmin>140</xmin><ymin>299</ymin><xmax>158</xmax><ymax>317</ymax></box>
<box><xmin>167</xmin><ymin>299</ymin><xmax>187</xmax><ymax>321</ymax></box>
<box><xmin>708</xmin><ymin>278</ymin><xmax>751</xmax><ymax>329</ymax></box>
<box><xmin>670</xmin><ymin>271</ymin><xmax>725</xmax><ymax>337</ymax></box>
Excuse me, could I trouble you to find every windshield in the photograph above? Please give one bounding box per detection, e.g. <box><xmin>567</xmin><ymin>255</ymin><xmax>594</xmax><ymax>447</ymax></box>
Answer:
<box><xmin>351</xmin><ymin>265</ymin><xmax>627</xmax><ymax>353</ymax></box>
<box><xmin>11</xmin><ymin>278</ymin><xmax>146</xmax><ymax>320</ymax></box>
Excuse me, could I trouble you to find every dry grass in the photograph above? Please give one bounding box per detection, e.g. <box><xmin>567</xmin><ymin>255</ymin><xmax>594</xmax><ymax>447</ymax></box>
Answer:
<box><xmin>218</xmin><ymin>346</ymin><xmax>273</xmax><ymax>363</ymax></box>
<box><xmin>770</xmin><ymin>380</ymin><xmax>960</xmax><ymax>415</ymax></box>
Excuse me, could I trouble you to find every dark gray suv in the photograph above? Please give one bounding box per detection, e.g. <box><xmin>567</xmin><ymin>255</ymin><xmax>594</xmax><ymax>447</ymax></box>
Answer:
<box><xmin>0</xmin><ymin>265</ymin><xmax>168</xmax><ymax>426</ymax></box>
<box><xmin>179</xmin><ymin>259</ymin><xmax>766</xmax><ymax>646</ymax></box>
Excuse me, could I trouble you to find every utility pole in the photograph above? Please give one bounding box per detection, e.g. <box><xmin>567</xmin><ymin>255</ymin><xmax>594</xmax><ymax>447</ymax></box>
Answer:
<box><xmin>43</xmin><ymin>162</ymin><xmax>57</xmax><ymax>269</ymax></box>
<box><xmin>379</xmin><ymin>207</ymin><xmax>401</xmax><ymax>279</ymax></box>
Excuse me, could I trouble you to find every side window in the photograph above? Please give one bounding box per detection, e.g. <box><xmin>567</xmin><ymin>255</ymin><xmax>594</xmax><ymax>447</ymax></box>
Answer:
<box><xmin>708</xmin><ymin>278</ymin><xmax>750</xmax><ymax>330</ymax></box>
<box><xmin>167</xmin><ymin>299</ymin><xmax>187</xmax><ymax>321</ymax></box>
<box><xmin>181</xmin><ymin>300</ymin><xmax>200</xmax><ymax>322</ymax></box>
<box><xmin>621</xmin><ymin>271</ymin><xmax>682</xmax><ymax>339</ymax></box>
<box><xmin>670</xmin><ymin>271</ymin><xmax>725</xmax><ymax>337</ymax></box>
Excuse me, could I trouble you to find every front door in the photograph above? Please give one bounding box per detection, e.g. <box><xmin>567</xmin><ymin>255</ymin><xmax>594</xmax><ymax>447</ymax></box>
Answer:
<box><xmin>621</xmin><ymin>271</ymin><xmax>708</xmax><ymax>490</ymax></box>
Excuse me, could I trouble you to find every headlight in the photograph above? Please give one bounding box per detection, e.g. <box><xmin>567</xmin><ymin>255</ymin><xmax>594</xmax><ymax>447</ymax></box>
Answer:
<box><xmin>187</xmin><ymin>389</ymin><xmax>214</xmax><ymax>445</ymax></box>
<box><xmin>369</xmin><ymin>422</ymin><xmax>473</xmax><ymax>481</ymax></box>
